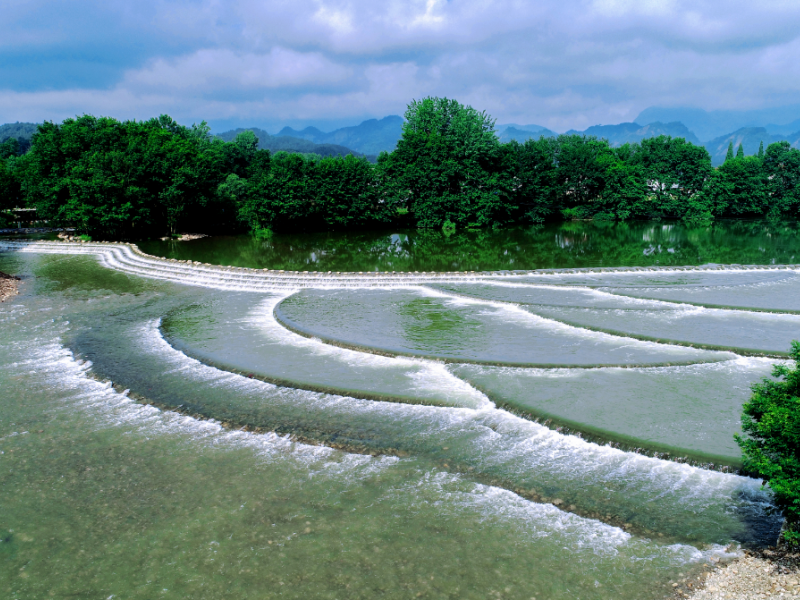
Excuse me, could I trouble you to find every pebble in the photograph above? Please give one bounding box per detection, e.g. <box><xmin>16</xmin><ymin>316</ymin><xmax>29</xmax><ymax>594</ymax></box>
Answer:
<box><xmin>0</xmin><ymin>271</ymin><xmax>20</xmax><ymax>302</ymax></box>
<box><xmin>685</xmin><ymin>554</ymin><xmax>800</xmax><ymax>600</ymax></box>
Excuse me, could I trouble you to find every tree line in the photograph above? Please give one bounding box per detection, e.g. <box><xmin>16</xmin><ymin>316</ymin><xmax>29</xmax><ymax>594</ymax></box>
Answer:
<box><xmin>1</xmin><ymin>97</ymin><xmax>800</xmax><ymax>238</ymax></box>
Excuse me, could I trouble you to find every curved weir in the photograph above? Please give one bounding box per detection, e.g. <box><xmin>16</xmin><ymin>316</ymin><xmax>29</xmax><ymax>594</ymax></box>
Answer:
<box><xmin>68</xmin><ymin>315</ymin><xmax>779</xmax><ymax>546</ymax></box>
<box><xmin>2</xmin><ymin>238</ymin><xmax>799</xmax><ymax>289</ymax></box>
<box><xmin>427</xmin><ymin>283</ymin><xmax>800</xmax><ymax>356</ymax></box>
<box><xmin>273</xmin><ymin>287</ymin><xmax>735</xmax><ymax>367</ymax></box>
<box><xmin>159</xmin><ymin>293</ymin><xmax>491</xmax><ymax>408</ymax></box>
<box><xmin>5</xmin><ymin>236</ymin><xmax>800</xmax><ymax>599</ymax></box>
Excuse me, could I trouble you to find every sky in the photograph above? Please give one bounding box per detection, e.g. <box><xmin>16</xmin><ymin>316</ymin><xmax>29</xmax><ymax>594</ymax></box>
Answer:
<box><xmin>4</xmin><ymin>0</ymin><xmax>800</xmax><ymax>133</ymax></box>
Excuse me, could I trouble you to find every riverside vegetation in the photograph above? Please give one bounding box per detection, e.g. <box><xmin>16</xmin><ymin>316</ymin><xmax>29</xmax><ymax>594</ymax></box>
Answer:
<box><xmin>737</xmin><ymin>342</ymin><xmax>800</xmax><ymax>548</ymax></box>
<box><xmin>1</xmin><ymin>97</ymin><xmax>800</xmax><ymax>239</ymax></box>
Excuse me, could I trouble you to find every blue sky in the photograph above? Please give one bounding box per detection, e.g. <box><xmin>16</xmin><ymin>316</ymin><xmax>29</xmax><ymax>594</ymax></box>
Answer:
<box><xmin>4</xmin><ymin>0</ymin><xmax>800</xmax><ymax>132</ymax></box>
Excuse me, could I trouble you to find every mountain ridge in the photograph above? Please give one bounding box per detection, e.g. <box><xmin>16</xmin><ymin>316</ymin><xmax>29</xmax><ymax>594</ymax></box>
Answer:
<box><xmin>215</xmin><ymin>127</ymin><xmax>371</xmax><ymax>160</ymax></box>
<box><xmin>277</xmin><ymin>115</ymin><xmax>404</xmax><ymax>155</ymax></box>
<box><xmin>704</xmin><ymin>127</ymin><xmax>800</xmax><ymax>165</ymax></box>
<box><xmin>635</xmin><ymin>105</ymin><xmax>800</xmax><ymax>141</ymax></box>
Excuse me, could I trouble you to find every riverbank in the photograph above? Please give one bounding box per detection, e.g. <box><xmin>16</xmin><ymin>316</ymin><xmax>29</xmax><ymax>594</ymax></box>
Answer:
<box><xmin>0</xmin><ymin>270</ymin><xmax>19</xmax><ymax>301</ymax></box>
<box><xmin>680</xmin><ymin>547</ymin><xmax>799</xmax><ymax>599</ymax></box>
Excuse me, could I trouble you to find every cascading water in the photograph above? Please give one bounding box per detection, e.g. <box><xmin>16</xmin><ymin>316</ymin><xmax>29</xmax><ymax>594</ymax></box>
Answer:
<box><xmin>1</xmin><ymin>236</ymin><xmax>796</xmax><ymax>600</ymax></box>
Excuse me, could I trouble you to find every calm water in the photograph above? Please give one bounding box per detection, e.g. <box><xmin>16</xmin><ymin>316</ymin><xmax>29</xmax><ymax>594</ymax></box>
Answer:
<box><xmin>138</xmin><ymin>220</ymin><xmax>800</xmax><ymax>271</ymax></box>
<box><xmin>1</xmin><ymin>227</ymin><xmax>797</xmax><ymax>599</ymax></box>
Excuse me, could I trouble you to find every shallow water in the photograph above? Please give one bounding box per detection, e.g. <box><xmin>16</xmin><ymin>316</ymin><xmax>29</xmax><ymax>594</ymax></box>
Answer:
<box><xmin>275</xmin><ymin>288</ymin><xmax>733</xmax><ymax>367</ymax></box>
<box><xmin>159</xmin><ymin>292</ymin><xmax>488</xmax><ymax>407</ymax></box>
<box><xmin>0</xmin><ymin>236</ymin><xmax>796</xmax><ymax>600</ymax></box>
<box><xmin>451</xmin><ymin>360</ymin><xmax>777</xmax><ymax>464</ymax></box>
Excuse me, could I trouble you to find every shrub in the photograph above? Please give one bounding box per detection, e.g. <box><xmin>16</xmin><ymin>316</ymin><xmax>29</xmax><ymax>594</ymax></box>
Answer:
<box><xmin>736</xmin><ymin>341</ymin><xmax>800</xmax><ymax>546</ymax></box>
<box><xmin>251</xmin><ymin>226</ymin><xmax>273</xmax><ymax>241</ymax></box>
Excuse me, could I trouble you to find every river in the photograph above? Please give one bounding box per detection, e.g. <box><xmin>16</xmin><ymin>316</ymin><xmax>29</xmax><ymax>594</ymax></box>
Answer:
<box><xmin>1</xmin><ymin>220</ymin><xmax>796</xmax><ymax>599</ymax></box>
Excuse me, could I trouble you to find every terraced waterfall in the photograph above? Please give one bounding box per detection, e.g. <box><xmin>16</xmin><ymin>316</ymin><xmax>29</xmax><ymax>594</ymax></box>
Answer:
<box><xmin>1</xmin><ymin>231</ymin><xmax>797</xmax><ymax>600</ymax></box>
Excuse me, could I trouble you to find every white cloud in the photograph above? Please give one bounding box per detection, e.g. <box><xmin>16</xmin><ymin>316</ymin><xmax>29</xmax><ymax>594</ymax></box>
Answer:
<box><xmin>124</xmin><ymin>47</ymin><xmax>351</xmax><ymax>91</ymax></box>
<box><xmin>5</xmin><ymin>0</ymin><xmax>800</xmax><ymax>130</ymax></box>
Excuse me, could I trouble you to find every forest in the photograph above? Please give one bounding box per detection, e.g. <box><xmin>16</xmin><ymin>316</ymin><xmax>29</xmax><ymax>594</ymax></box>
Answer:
<box><xmin>1</xmin><ymin>97</ymin><xmax>799</xmax><ymax>239</ymax></box>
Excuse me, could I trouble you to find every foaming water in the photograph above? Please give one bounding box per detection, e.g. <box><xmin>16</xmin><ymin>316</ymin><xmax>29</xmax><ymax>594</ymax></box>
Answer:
<box><xmin>431</xmin><ymin>281</ymin><xmax>684</xmax><ymax>310</ymax></box>
<box><xmin>244</xmin><ymin>295</ymin><xmax>492</xmax><ymax>408</ymax></box>
<box><xmin>276</xmin><ymin>287</ymin><xmax>734</xmax><ymax>366</ymax></box>
<box><xmin>10</xmin><ymin>339</ymin><xmax>358</xmax><ymax>469</ymax></box>
<box><xmin>426</xmin><ymin>280</ymin><xmax>800</xmax><ymax>355</ymax></box>
<box><xmin>72</xmin><ymin>315</ymin><xmax>779</xmax><ymax>546</ymax></box>
<box><xmin>451</xmin><ymin>357</ymin><xmax>781</xmax><ymax>464</ymax></box>
<box><xmin>3</xmin><ymin>239</ymin><xmax>799</xmax><ymax>291</ymax></box>
<box><xmin>495</xmin><ymin>267</ymin><xmax>800</xmax><ymax>287</ymax></box>
<box><xmin>602</xmin><ymin>275</ymin><xmax>800</xmax><ymax>312</ymax></box>
<box><xmin>159</xmin><ymin>291</ymin><xmax>491</xmax><ymax>408</ymax></box>
<box><xmin>0</xmin><ymin>293</ymin><xmax>744</xmax><ymax>599</ymax></box>
<box><xmin>0</xmin><ymin>246</ymin><xmax>789</xmax><ymax>599</ymax></box>
<box><xmin>523</xmin><ymin>304</ymin><xmax>800</xmax><ymax>355</ymax></box>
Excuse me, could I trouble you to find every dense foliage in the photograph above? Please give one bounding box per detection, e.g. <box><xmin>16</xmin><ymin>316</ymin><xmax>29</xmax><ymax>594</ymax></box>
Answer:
<box><xmin>2</xmin><ymin>97</ymin><xmax>800</xmax><ymax>239</ymax></box>
<box><xmin>736</xmin><ymin>342</ymin><xmax>800</xmax><ymax>547</ymax></box>
<box><xmin>378</xmin><ymin>97</ymin><xmax>514</xmax><ymax>228</ymax></box>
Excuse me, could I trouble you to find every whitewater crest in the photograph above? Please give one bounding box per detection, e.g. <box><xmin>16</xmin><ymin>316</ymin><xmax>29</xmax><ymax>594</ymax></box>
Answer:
<box><xmin>1</xmin><ymin>239</ymin><xmax>798</xmax><ymax>291</ymax></box>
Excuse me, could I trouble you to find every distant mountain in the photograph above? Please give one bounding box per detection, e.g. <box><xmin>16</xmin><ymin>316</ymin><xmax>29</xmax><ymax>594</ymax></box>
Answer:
<box><xmin>0</xmin><ymin>122</ymin><xmax>38</xmax><ymax>141</ymax></box>
<box><xmin>765</xmin><ymin>118</ymin><xmax>800</xmax><ymax>136</ymax></box>
<box><xmin>635</xmin><ymin>105</ymin><xmax>800</xmax><ymax>142</ymax></box>
<box><xmin>277</xmin><ymin>116</ymin><xmax>403</xmax><ymax>155</ymax></box>
<box><xmin>215</xmin><ymin>127</ymin><xmax>371</xmax><ymax>160</ymax></box>
<box><xmin>0</xmin><ymin>122</ymin><xmax>39</xmax><ymax>153</ymax></box>
<box><xmin>497</xmin><ymin>126</ymin><xmax>556</xmax><ymax>143</ymax></box>
<box><xmin>629</xmin><ymin>122</ymin><xmax>701</xmax><ymax>145</ymax></box>
<box><xmin>566</xmin><ymin>122</ymin><xmax>640</xmax><ymax>138</ymax></box>
<box><xmin>496</xmin><ymin>123</ymin><xmax>551</xmax><ymax>134</ymax></box>
<box><xmin>703</xmin><ymin>127</ymin><xmax>800</xmax><ymax>165</ymax></box>
<box><xmin>560</xmin><ymin>121</ymin><xmax>701</xmax><ymax>146</ymax></box>
<box><xmin>215</xmin><ymin>128</ymin><xmax>273</xmax><ymax>146</ymax></box>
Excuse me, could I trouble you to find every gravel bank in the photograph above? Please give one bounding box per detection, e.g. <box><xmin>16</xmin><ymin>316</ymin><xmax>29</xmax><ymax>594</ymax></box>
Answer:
<box><xmin>679</xmin><ymin>549</ymin><xmax>800</xmax><ymax>599</ymax></box>
<box><xmin>0</xmin><ymin>271</ymin><xmax>20</xmax><ymax>302</ymax></box>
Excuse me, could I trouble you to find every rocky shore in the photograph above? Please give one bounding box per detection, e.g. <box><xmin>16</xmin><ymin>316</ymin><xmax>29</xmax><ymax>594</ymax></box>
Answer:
<box><xmin>680</xmin><ymin>548</ymin><xmax>799</xmax><ymax>599</ymax></box>
<box><xmin>0</xmin><ymin>271</ymin><xmax>20</xmax><ymax>302</ymax></box>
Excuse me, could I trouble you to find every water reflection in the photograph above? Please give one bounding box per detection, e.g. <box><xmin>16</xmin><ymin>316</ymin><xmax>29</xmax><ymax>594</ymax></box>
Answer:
<box><xmin>138</xmin><ymin>220</ymin><xmax>800</xmax><ymax>272</ymax></box>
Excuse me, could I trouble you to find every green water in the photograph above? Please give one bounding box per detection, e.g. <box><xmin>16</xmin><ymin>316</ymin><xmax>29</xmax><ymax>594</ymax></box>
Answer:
<box><xmin>1</xmin><ymin>231</ymin><xmax>795</xmax><ymax>599</ymax></box>
<box><xmin>138</xmin><ymin>220</ymin><xmax>800</xmax><ymax>272</ymax></box>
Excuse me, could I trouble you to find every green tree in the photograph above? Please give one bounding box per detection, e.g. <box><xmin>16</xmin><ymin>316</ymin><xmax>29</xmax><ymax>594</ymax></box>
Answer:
<box><xmin>736</xmin><ymin>143</ymin><xmax>745</xmax><ymax>158</ymax></box>
<box><xmin>217</xmin><ymin>173</ymin><xmax>250</xmax><ymax>210</ymax></box>
<box><xmin>628</xmin><ymin>136</ymin><xmax>713</xmax><ymax>218</ymax></box>
<box><xmin>552</xmin><ymin>136</ymin><xmax>615</xmax><ymax>213</ymax></box>
<box><xmin>378</xmin><ymin>97</ymin><xmax>511</xmax><ymax>228</ymax></box>
<box><xmin>239</xmin><ymin>152</ymin><xmax>317</xmax><ymax>231</ymax></box>
<box><xmin>0</xmin><ymin>138</ymin><xmax>20</xmax><ymax>159</ymax></box>
<box><xmin>315</xmin><ymin>155</ymin><xmax>392</xmax><ymax>229</ymax></box>
<box><xmin>503</xmin><ymin>137</ymin><xmax>558</xmax><ymax>223</ymax></box>
<box><xmin>595</xmin><ymin>151</ymin><xmax>648</xmax><ymax>221</ymax></box>
<box><xmin>758</xmin><ymin>141</ymin><xmax>765</xmax><ymax>159</ymax></box>
<box><xmin>725</xmin><ymin>142</ymin><xmax>735</xmax><ymax>163</ymax></box>
<box><xmin>22</xmin><ymin>115</ymin><xmax>227</xmax><ymax>238</ymax></box>
<box><xmin>700</xmin><ymin>156</ymin><xmax>768</xmax><ymax>217</ymax></box>
<box><xmin>762</xmin><ymin>142</ymin><xmax>800</xmax><ymax>217</ymax></box>
<box><xmin>0</xmin><ymin>157</ymin><xmax>21</xmax><ymax>213</ymax></box>
<box><xmin>220</xmin><ymin>130</ymin><xmax>260</xmax><ymax>178</ymax></box>
<box><xmin>736</xmin><ymin>342</ymin><xmax>800</xmax><ymax>547</ymax></box>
